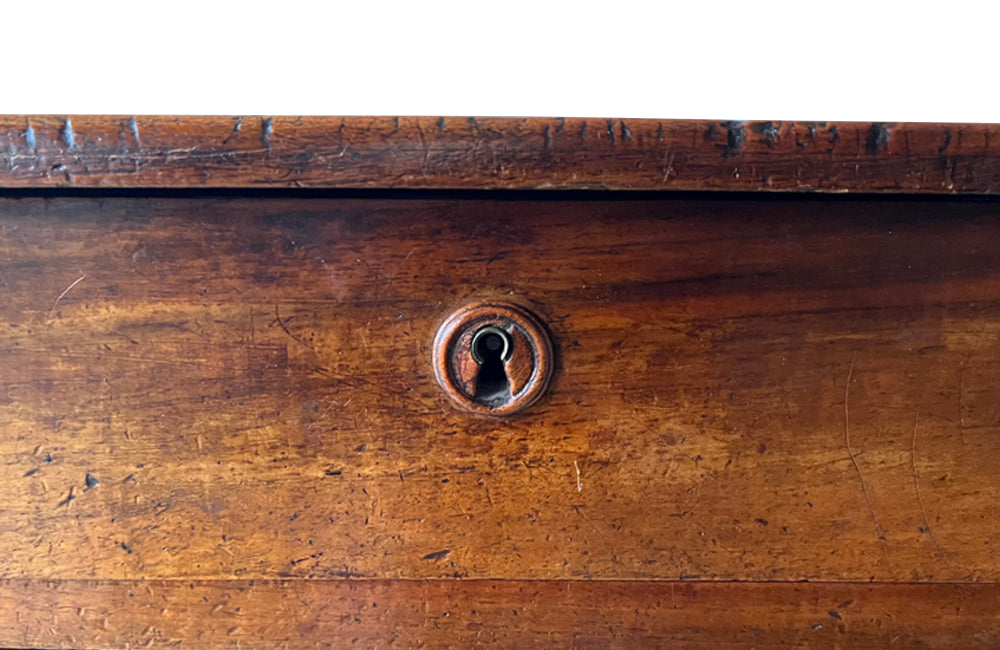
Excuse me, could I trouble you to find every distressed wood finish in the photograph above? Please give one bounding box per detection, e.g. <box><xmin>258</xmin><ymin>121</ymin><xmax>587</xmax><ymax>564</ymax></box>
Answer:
<box><xmin>0</xmin><ymin>116</ymin><xmax>998</xmax><ymax>193</ymax></box>
<box><xmin>3</xmin><ymin>195</ymin><xmax>1000</xmax><ymax>589</ymax></box>
<box><xmin>2</xmin><ymin>579</ymin><xmax>998</xmax><ymax>648</ymax></box>
<box><xmin>4</xmin><ymin>113</ymin><xmax>1000</xmax><ymax>647</ymax></box>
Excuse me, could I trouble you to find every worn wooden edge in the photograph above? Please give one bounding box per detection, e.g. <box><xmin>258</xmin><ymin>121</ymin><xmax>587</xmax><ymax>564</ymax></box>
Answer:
<box><xmin>3</xmin><ymin>579</ymin><xmax>998</xmax><ymax>648</ymax></box>
<box><xmin>0</xmin><ymin>116</ymin><xmax>997</xmax><ymax>193</ymax></box>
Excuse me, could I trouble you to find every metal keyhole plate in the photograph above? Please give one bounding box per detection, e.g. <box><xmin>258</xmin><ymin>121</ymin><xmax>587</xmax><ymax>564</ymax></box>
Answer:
<box><xmin>470</xmin><ymin>326</ymin><xmax>513</xmax><ymax>364</ymax></box>
<box><xmin>432</xmin><ymin>302</ymin><xmax>554</xmax><ymax>416</ymax></box>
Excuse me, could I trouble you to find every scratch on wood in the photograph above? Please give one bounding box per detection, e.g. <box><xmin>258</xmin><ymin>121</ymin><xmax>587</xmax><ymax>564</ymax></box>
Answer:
<box><xmin>47</xmin><ymin>274</ymin><xmax>86</xmax><ymax>319</ymax></box>
<box><xmin>261</xmin><ymin>118</ymin><xmax>274</xmax><ymax>149</ymax></box>
<box><xmin>223</xmin><ymin>117</ymin><xmax>244</xmax><ymax>145</ymax></box>
<box><xmin>128</xmin><ymin>118</ymin><xmax>141</xmax><ymax>147</ymax></box>
<box><xmin>723</xmin><ymin>121</ymin><xmax>745</xmax><ymax>158</ymax></box>
<box><xmin>662</xmin><ymin>150</ymin><xmax>676</xmax><ymax>182</ymax></box>
<box><xmin>573</xmin><ymin>504</ymin><xmax>609</xmax><ymax>543</ymax></box>
<box><xmin>273</xmin><ymin>305</ymin><xmax>313</xmax><ymax>351</ymax></box>
<box><xmin>61</xmin><ymin>119</ymin><xmax>75</xmax><ymax>150</ymax></box>
<box><xmin>574</xmin><ymin>460</ymin><xmax>582</xmax><ymax>493</ymax></box>
<box><xmin>958</xmin><ymin>353</ymin><xmax>972</xmax><ymax>435</ymax></box>
<box><xmin>827</xmin><ymin>125</ymin><xmax>841</xmax><ymax>153</ymax></box>
<box><xmin>384</xmin><ymin>248</ymin><xmax>416</xmax><ymax>287</ymax></box>
<box><xmin>57</xmin><ymin>487</ymin><xmax>76</xmax><ymax>508</ymax></box>
<box><xmin>415</xmin><ymin>122</ymin><xmax>430</xmax><ymax>176</ymax></box>
<box><xmin>911</xmin><ymin>414</ymin><xmax>953</xmax><ymax>571</ymax></box>
<box><xmin>620</xmin><ymin>120</ymin><xmax>631</xmax><ymax>141</ymax></box>
<box><xmin>867</xmin><ymin>123</ymin><xmax>891</xmax><ymax>155</ymax></box>
<box><xmin>23</xmin><ymin>120</ymin><xmax>35</xmax><ymax>149</ymax></box>
<box><xmin>843</xmin><ymin>352</ymin><xmax>892</xmax><ymax>569</ymax></box>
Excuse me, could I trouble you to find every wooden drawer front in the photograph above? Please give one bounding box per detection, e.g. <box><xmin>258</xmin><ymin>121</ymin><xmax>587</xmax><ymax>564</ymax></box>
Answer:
<box><xmin>3</xmin><ymin>193</ymin><xmax>1000</xmax><ymax>645</ymax></box>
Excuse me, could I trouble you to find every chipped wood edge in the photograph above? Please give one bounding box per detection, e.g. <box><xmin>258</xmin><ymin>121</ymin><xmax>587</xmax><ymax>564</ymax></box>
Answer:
<box><xmin>0</xmin><ymin>116</ymin><xmax>997</xmax><ymax>193</ymax></box>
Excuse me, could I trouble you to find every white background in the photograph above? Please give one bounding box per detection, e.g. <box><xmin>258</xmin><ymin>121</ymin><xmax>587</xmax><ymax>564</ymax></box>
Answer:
<box><xmin>4</xmin><ymin>1</ymin><xmax>997</xmax><ymax>122</ymax></box>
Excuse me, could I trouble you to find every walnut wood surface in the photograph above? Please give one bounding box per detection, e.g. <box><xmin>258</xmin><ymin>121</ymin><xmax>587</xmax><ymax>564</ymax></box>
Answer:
<box><xmin>4</xmin><ymin>192</ymin><xmax>1000</xmax><ymax>645</ymax></box>
<box><xmin>2</xmin><ymin>579</ymin><xmax>997</xmax><ymax>648</ymax></box>
<box><xmin>0</xmin><ymin>116</ymin><xmax>998</xmax><ymax>193</ymax></box>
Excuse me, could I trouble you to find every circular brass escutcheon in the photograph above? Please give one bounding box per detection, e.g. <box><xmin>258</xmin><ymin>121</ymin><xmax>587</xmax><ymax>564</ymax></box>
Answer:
<box><xmin>432</xmin><ymin>302</ymin><xmax>554</xmax><ymax>416</ymax></box>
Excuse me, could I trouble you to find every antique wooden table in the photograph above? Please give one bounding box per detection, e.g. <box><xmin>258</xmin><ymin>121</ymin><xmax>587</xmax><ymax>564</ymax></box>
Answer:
<box><xmin>1</xmin><ymin>116</ymin><xmax>999</xmax><ymax>647</ymax></box>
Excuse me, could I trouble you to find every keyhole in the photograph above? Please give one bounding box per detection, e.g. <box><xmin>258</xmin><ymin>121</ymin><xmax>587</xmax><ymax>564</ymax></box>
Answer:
<box><xmin>471</xmin><ymin>326</ymin><xmax>513</xmax><ymax>405</ymax></box>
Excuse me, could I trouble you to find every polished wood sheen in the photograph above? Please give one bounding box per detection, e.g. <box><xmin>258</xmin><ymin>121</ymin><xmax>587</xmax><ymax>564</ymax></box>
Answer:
<box><xmin>2</xmin><ymin>116</ymin><xmax>1000</xmax><ymax>647</ymax></box>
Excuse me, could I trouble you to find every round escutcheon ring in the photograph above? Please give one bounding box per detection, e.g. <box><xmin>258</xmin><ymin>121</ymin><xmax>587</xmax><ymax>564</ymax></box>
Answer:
<box><xmin>432</xmin><ymin>302</ymin><xmax>554</xmax><ymax>416</ymax></box>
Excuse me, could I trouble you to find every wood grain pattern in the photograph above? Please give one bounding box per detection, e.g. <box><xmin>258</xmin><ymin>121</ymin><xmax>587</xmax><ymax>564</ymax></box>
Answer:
<box><xmin>0</xmin><ymin>116</ymin><xmax>998</xmax><ymax>193</ymax></box>
<box><xmin>3</xmin><ymin>195</ymin><xmax>1000</xmax><ymax>585</ymax></box>
<box><xmin>5</xmin><ymin>189</ymin><xmax>1000</xmax><ymax>646</ymax></box>
<box><xmin>2</xmin><ymin>579</ymin><xmax>997</xmax><ymax>648</ymax></box>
